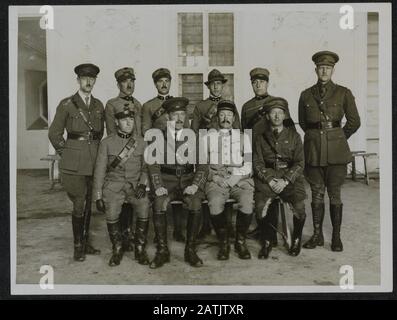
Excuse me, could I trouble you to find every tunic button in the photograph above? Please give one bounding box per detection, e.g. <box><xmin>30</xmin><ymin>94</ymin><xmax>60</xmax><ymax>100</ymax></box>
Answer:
<box><xmin>320</xmin><ymin>131</ymin><xmax>323</xmax><ymax>134</ymax></box>
<box><xmin>320</xmin><ymin>101</ymin><xmax>324</xmax><ymax>104</ymax></box>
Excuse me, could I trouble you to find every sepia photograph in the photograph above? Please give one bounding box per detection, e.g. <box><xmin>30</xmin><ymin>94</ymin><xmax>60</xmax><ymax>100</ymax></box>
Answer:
<box><xmin>8</xmin><ymin>3</ymin><xmax>392</xmax><ymax>295</ymax></box>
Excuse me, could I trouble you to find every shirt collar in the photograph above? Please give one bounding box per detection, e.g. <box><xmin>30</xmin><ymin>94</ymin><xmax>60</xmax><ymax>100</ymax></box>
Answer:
<box><xmin>78</xmin><ymin>90</ymin><xmax>91</xmax><ymax>104</ymax></box>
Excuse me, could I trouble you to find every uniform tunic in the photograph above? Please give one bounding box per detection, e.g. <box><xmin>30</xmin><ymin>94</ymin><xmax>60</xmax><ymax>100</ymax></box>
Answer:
<box><xmin>253</xmin><ymin>125</ymin><xmax>306</xmax><ymax>219</ymax></box>
<box><xmin>105</xmin><ymin>94</ymin><xmax>142</xmax><ymax>136</ymax></box>
<box><xmin>93</xmin><ymin>132</ymin><xmax>149</xmax><ymax>222</ymax></box>
<box><xmin>48</xmin><ymin>92</ymin><xmax>104</xmax><ymax>216</ymax></box>
<box><xmin>298</xmin><ymin>81</ymin><xmax>360</xmax><ymax>204</ymax></box>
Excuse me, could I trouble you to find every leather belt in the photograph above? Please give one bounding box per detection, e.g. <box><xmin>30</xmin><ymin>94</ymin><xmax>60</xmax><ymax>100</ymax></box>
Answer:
<box><xmin>160</xmin><ymin>166</ymin><xmax>194</xmax><ymax>176</ymax></box>
<box><xmin>265</xmin><ymin>161</ymin><xmax>290</xmax><ymax>170</ymax></box>
<box><xmin>67</xmin><ymin>132</ymin><xmax>101</xmax><ymax>141</ymax></box>
<box><xmin>306</xmin><ymin>121</ymin><xmax>341</xmax><ymax>130</ymax></box>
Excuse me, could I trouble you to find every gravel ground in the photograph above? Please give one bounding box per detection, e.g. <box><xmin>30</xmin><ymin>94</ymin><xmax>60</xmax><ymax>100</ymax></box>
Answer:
<box><xmin>16</xmin><ymin>170</ymin><xmax>380</xmax><ymax>287</ymax></box>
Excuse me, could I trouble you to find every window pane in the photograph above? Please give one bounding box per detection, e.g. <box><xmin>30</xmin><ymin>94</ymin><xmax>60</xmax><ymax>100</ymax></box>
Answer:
<box><xmin>178</xmin><ymin>13</ymin><xmax>203</xmax><ymax>66</ymax></box>
<box><xmin>209</xmin><ymin>13</ymin><xmax>234</xmax><ymax>66</ymax></box>
<box><xmin>179</xmin><ymin>74</ymin><xmax>203</xmax><ymax>119</ymax></box>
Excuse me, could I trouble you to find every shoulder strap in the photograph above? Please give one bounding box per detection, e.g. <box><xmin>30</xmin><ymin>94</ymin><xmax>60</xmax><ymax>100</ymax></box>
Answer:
<box><xmin>246</xmin><ymin>106</ymin><xmax>265</xmax><ymax>129</ymax></box>
<box><xmin>151</xmin><ymin>104</ymin><xmax>167</xmax><ymax>123</ymax></box>
<box><xmin>109</xmin><ymin>137</ymin><xmax>138</xmax><ymax>169</ymax></box>
<box><xmin>71</xmin><ymin>98</ymin><xmax>94</xmax><ymax>132</ymax></box>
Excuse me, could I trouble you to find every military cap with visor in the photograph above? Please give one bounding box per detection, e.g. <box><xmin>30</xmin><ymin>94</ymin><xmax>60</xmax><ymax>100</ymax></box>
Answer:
<box><xmin>115</xmin><ymin>67</ymin><xmax>136</xmax><ymax>82</ymax></box>
<box><xmin>250</xmin><ymin>67</ymin><xmax>270</xmax><ymax>82</ymax></box>
<box><xmin>152</xmin><ymin>68</ymin><xmax>172</xmax><ymax>82</ymax></box>
<box><xmin>217</xmin><ymin>100</ymin><xmax>237</xmax><ymax>115</ymax></box>
<box><xmin>312</xmin><ymin>51</ymin><xmax>339</xmax><ymax>66</ymax></box>
<box><xmin>74</xmin><ymin>63</ymin><xmax>100</xmax><ymax>78</ymax></box>
<box><xmin>163</xmin><ymin>97</ymin><xmax>189</xmax><ymax>113</ymax></box>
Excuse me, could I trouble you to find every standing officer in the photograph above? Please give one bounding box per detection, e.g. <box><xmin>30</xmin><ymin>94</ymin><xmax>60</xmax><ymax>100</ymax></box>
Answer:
<box><xmin>104</xmin><ymin>67</ymin><xmax>143</xmax><ymax>252</ymax></box>
<box><xmin>147</xmin><ymin>97</ymin><xmax>208</xmax><ymax>269</ymax></box>
<box><xmin>48</xmin><ymin>63</ymin><xmax>104</xmax><ymax>262</ymax></box>
<box><xmin>142</xmin><ymin>68</ymin><xmax>188</xmax><ymax>242</ymax></box>
<box><xmin>299</xmin><ymin>51</ymin><xmax>360</xmax><ymax>252</ymax></box>
<box><xmin>253</xmin><ymin>97</ymin><xmax>306</xmax><ymax>258</ymax></box>
<box><xmin>191</xmin><ymin>69</ymin><xmax>241</xmax><ymax>240</ymax></box>
<box><xmin>205</xmin><ymin>101</ymin><xmax>254</xmax><ymax>260</ymax></box>
<box><xmin>93</xmin><ymin>106</ymin><xmax>150</xmax><ymax>267</ymax></box>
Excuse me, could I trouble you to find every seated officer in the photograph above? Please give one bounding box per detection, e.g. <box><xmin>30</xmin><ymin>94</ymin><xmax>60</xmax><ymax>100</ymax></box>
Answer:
<box><xmin>147</xmin><ymin>97</ymin><xmax>208</xmax><ymax>269</ymax></box>
<box><xmin>205</xmin><ymin>101</ymin><xmax>254</xmax><ymax>260</ymax></box>
<box><xmin>253</xmin><ymin>97</ymin><xmax>306</xmax><ymax>258</ymax></box>
<box><xmin>93</xmin><ymin>107</ymin><xmax>150</xmax><ymax>267</ymax></box>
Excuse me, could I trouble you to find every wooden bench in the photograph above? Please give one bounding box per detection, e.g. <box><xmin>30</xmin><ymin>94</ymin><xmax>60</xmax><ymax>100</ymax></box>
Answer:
<box><xmin>351</xmin><ymin>151</ymin><xmax>377</xmax><ymax>185</ymax></box>
<box><xmin>40</xmin><ymin>154</ymin><xmax>61</xmax><ymax>189</ymax></box>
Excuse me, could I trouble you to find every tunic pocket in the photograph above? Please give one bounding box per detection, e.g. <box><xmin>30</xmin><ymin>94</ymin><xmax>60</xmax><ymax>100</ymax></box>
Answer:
<box><xmin>60</xmin><ymin>147</ymin><xmax>81</xmax><ymax>172</ymax></box>
<box><xmin>326</xmin><ymin>129</ymin><xmax>352</xmax><ymax>164</ymax></box>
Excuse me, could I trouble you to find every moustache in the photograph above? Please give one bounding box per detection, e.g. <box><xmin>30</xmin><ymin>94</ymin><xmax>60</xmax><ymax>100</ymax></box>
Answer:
<box><xmin>176</xmin><ymin>121</ymin><xmax>183</xmax><ymax>124</ymax></box>
<box><xmin>221</xmin><ymin>120</ymin><xmax>231</xmax><ymax>124</ymax></box>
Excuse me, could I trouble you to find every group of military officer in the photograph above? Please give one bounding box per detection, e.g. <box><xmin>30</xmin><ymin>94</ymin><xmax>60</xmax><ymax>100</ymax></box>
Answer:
<box><xmin>48</xmin><ymin>50</ymin><xmax>360</xmax><ymax>269</ymax></box>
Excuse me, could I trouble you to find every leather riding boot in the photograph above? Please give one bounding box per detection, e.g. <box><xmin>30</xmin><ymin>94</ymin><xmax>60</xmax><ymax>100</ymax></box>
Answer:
<box><xmin>83</xmin><ymin>206</ymin><xmax>101</xmax><ymax>255</ymax></box>
<box><xmin>120</xmin><ymin>203</ymin><xmax>134</xmax><ymax>252</ymax></box>
<box><xmin>303</xmin><ymin>203</ymin><xmax>325</xmax><ymax>249</ymax></box>
<box><xmin>289</xmin><ymin>216</ymin><xmax>306</xmax><ymax>256</ymax></box>
<box><xmin>172</xmin><ymin>203</ymin><xmax>185</xmax><ymax>243</ymax></box>
<box><xmin>107</xmin><ymin>222</ymin><xmax>124</xmax><ymax>267</ymax></box>
<box><xmin>134</xmin><ymin>218</ymin><xmax>150</xmax><ymax>265</ymax></box>
<box><xmin>210</xmin><ymin>212</ymin><xmax>230</xmax><ymax>260</ymax></box>
<box><xmin>150</xmin><ymin>213</ymin><xmax>170</xmax><ymax>269</ymax></box>
<box><xmin>258</xmin><ymin>216</ymin><xmax>273</xmax><ymax>259</ymax></box>
<box><xmin>330</xmin><ymin>204</ymin><xmax>343</xmax><ymax>252</ymax></box>
<box><xmin>197</xmin><ymin>203</ymin><xmax>212</xmax><ymax>240</ymax></box>
<box><xmin>226</xmin><ymin>203</ymin><xmax>235</xmax><ymax>239</ymax></box>
<box><xmin>184</xmin><ymin>210</ymin><xmax>203</xmax><ymax>267</ymax></box>
<box><xmin>72</xmin><ymin>215</ymin><xmax>85</xmax><ymax>262</ymax></box>
<box><xmin>234</xmin><ymin>211</ymin><xmax>253</xmax><ymax>259</ymax></box>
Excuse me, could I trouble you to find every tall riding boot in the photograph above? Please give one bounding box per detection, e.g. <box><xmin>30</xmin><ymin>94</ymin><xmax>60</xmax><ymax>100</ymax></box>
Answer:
<box><xmin>248</xmin><ymin>201</ymin><xmax>278</xmax><ymax>246</ymax></box>
<box><xmin>184</xmin><ymin>210</ymin><xmax>203</xmax><ymax>267</ymax></box>
<box><xmin>72</xmin><ymin>215</ymin><xmax>85</xmax><ymax>262</ymax></box>
<box><xmin>134</xmin><ymin>218</ymin><xmax>150</xmax><ymax>265</ymax></box>
<box><xmin>330</xmin><ymin>204</ymin><xmax>343</xmax><ymax>252</ymax></box>
<box><xmin>150</xmin><ymin>214</ymin><xmax>170</xmax><ymax>269</ymax></box>
<box><xmin>289</xmin><ymin>215</ymin><xmax>306</xmax><ymax>256</ymax></box>
<box><xmin>197</xmin><ymin>203</ymin><xmax>212</xmax><ymax>240</ymax></box>
<box><xmin>258</xmin><ymin>216</ymin><xmax>273</xmax><ymax>259</ymax></box>
<box><xmin>107</xmin><ymin>222</ymin><xmax>124</xmax><ymax>267</ymax></box>
<box><xmin>172</xmin><ymin>203</ymin><xmax>185</xmax><ymax>242</ymax></box>
<box><xmin>226</xmin><ymin>203</ymin><xmax>235</xmax><ymax>239</ymax></box>
<box><xmin>120</xmin><ymin>203</ymin><xmax>134</xmax><ymax>252</ymax></box>
<box><xmin>234</xmin><ymin>211</ymin><xmax>253</xmax><ymax>259</ymax></box>
<box><xmin>210</xmin><ymin>211</ymin><xmax>230</xmax><ymax>260</ymax></box>
<box><xmin>83</xmin><ymin>204</ymin><xmax>101</xmax><ymax>255</ymax></box>
<box><xmin>303</xmin><ymin>203</ymin><xmax>325</xmax><ymax>249</ymax></box>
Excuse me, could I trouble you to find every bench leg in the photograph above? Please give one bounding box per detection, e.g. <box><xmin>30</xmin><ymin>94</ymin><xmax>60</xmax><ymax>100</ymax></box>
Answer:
<box><xmin>363</xmin><ymin>156</ymin><xmax>369</xmax><ymax>185</ymax></box>
<box><xmin>50</xmin><ymin>160</ymin><xmax>55</xmax><ymax>189</ymax></box>
<box><xmin>351</xmin><ymin>157</ymin><xmax>356</xmax><ymax>181</ymax></box>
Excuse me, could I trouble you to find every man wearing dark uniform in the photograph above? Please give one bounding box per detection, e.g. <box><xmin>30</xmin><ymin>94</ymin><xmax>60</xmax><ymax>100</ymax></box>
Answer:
<box><xmin>48</xmin><ymin>63</ymin><xmax>103</xmax><ymax>261</ymax></box>
<box><xmin>253</xmin><ymin>97</ymin><xmax>306</xmax><ymax>258</ymax></box>
<box><xmin>299</xmin><ymin>51</ymin><xmax>361</xmax><ymax>252</ymax></box>
<box><xmin>147</xmin><ymin>97</ymin><xmax>208</xmax><ymax>269</ymax></box>
<box><xmin>142</xmin><ymin>68</ymin><xmax>189</xmax><ymax>242</ymax></box>
<box><xmin>104</xmin><ymin>67</ymin><xmax>143</xmax><ymax>252</ymax></box>
<box><xmin>93</xmin><ymin>107</ymin><xmax>150</xmax><ymax>266</ymax></box>
<box><xmin>191</xmin><ymin>69</ymin><xmax>241</xmax><ymax>240</ymax></box>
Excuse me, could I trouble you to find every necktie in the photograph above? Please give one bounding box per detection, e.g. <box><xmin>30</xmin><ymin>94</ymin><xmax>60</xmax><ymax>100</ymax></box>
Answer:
<box><xmin>273</xmin><ymin>129</ymin><xmax>279</xmax><ymax>139</ymax></box>
<box><xmin>85</xmin><ymin>96</ymin><xmax>89</xmax><ymax>107</ymax></box>
<box><xmin>122</xmin><ymin>96</ymin><xmax>134</xmax><ymax>102</ymax></box>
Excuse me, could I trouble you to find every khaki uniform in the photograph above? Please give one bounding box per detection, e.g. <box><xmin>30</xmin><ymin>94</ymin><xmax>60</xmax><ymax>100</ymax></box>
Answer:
<box><xmin>48</xmin><ymin>92</ymin><xmax>104</xmax><ymax>217</ymax></box>
<box><xmin>93</xmin><ymin>133</ymin><xmax>149</xmax><ymax>223</ymax></box>
<box><xmin>105</xmin><ymin>94</ymin><xmax>142</xmax><ymax>136</ymax></box>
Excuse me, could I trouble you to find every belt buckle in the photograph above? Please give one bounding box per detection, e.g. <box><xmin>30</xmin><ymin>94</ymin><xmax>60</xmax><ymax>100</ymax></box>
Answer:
<box><xmin>87</xmin><ymin>131</ymin><xmax>93</xmax><ymax>140</ymax></box>
<box><xmin>175</xmin><ymin>168</ymin><xmax>183</xmax><ymax>177</ymax></box>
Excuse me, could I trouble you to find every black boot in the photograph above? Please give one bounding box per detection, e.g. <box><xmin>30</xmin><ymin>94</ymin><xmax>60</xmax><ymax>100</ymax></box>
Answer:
<box><xmin>303</xmin><ymin>203</ymin><xmax>325</xmax><ymax>249</ymax></box>
<box><xmin>134</xmin><ymin>218</ymin><xmax>150</xmax><ymax>265</ymax></box>
<box><xmin>197</xmin><ymin>203</ymin><xmax>212</xmax><ymax>240</ymax></box>
<box><xmin>82</xmin><ymin>205</ymin><xmax>101</xmax><ymax>255</ymax></box>
<box><xmin>248</xmin><ymin>202</ymin><xmax>278</xmax><ymax>245</ymax></box>
<box><xmin>234</xmin><ymin>211</ymin><xmax>253</xmax><ymax>259</ymax></box>
<box><xmin>172</xmin><ymin>203</ymin><xmax>185</xmax><ymax>243</ymax></box>
<box><xmin>289</xmin><ymin>216</ymin><xmax>306</xmax><ymax>256</ymax></box>
<box><xmin>72</xmin><ymin>215</ymin><xmax>85</xmax><ymax>262</ymax></box>
<box><xmin>258</xmin><ymin>216</ymin><xmax>273</xmax><ymax>259</ymax></box>
<box><xmin>120</xmin><ymin>203</ymin><xmax>134</xmax><ymax>252</ymax></box>
<box><xmin>150</xmin><ymin>214</ymin><xmax>170</xmax><ymax>269</ymax></box>
<box><xmin>226</xmin><ymin>203</ymin><xmax>235</xmax><ymax>239</ymax></box>
<box><xmin>330</xmin><ymin>204</ymin><xmax>343</xmax><ymax>252</ymax></box>
<box><xmin>211</xmin><ymin>212</ymin><xmax>230</xmax><ymax>260</ymax></box>
<box><xmin>107</xmin><ymin>222</ymin><xmax>124</xmax><ymax>267</ymax></box>
<box><xmin>184</xmin><ymin>210</ymin><xmax>203</xmax><ymax>267</ymax></box>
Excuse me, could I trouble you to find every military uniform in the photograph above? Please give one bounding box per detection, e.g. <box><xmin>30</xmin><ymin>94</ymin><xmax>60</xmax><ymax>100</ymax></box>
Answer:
<box><xmin>147</xmin><ymin>97</ymin><xmax>208</xmax><ymax>268</ymax></box>
<box><xmin>253</xmin><ymin>97</ymin><xmax>306</xmax><ymax>257</ymax></box>
<box><xmin>48</xmin><ymin>63</ymin><xmax>103</xmax><ymax>261</ymax></box>
<box><xmin>205</xmin><ymin>101</ymin><xmax>254</xmax><ymax>260</ymax></box>
<box><xmin>93</xmin><ymin>107</ymin><xmax>150</xmax><ymax>266</ymax></box>
<box><xmin>104</xmin><ymin>67</ymin><xmax>142</xmax><ymax>252</ymax></box>
<box><xmin>298</xmin><ymin>51</ymin><xmax>361</xmax><ymax>252</ymax></box>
